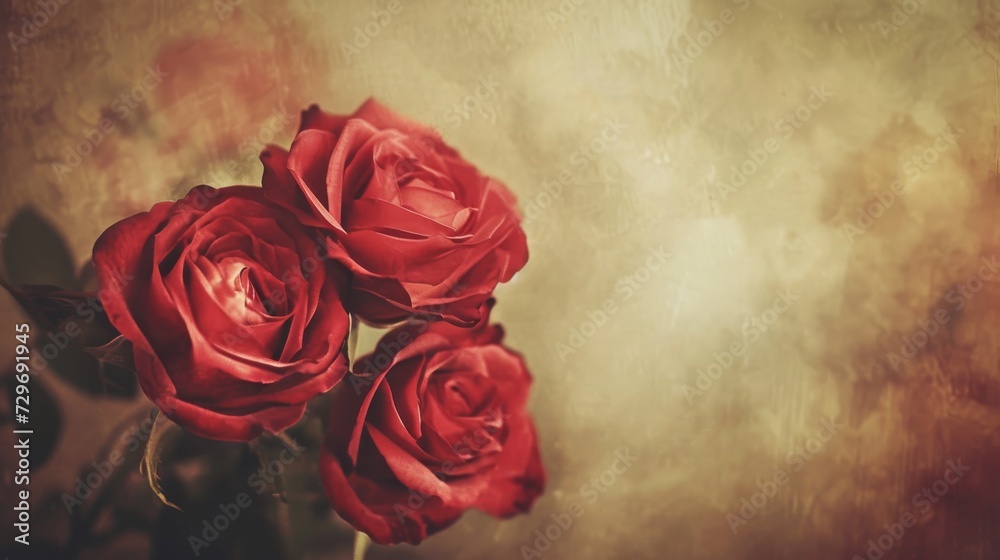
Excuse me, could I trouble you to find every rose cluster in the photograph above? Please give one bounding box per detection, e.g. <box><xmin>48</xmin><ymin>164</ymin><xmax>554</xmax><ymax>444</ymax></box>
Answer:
<box><xmin>88</xmin><ymin>99</ymin><xmax>543</xmax><ymax>544</ymax></box>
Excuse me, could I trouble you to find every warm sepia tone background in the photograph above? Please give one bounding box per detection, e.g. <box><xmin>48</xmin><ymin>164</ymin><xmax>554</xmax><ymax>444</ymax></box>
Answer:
<box><xmin>2</xmin><ymin>0</ymin><xmax>1000</xmax><ymax>558</ymax></box>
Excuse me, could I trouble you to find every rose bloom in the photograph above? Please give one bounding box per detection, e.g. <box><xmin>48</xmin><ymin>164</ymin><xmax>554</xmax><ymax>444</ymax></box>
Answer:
<box><xmin>260</xmin><ymin>98</ymin><xmax>528</xmax><ymax>327</ymax></box>
<box><xmin>92</xmin><ymin>186</ymin><xmax>350</xmax><ymax>441</ymax></box>
<box><xmin>320</xmin><ymin>301</ymin><xmax>544</xmax><ymax>544</ymax></box>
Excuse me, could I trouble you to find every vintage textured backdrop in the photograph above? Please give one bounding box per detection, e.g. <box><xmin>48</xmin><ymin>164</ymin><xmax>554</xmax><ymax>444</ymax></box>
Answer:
<box><xmin>2</xmin><ymin>0</ymin><xmax>1000</xmax><ymax>558</ymax></box>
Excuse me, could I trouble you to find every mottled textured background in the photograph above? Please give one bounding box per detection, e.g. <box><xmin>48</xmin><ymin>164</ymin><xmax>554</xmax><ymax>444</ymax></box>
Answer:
<box><xmin>2</xmin><ymin>0</ymin><xmax>1000</xmax><ymax>558</ymax></box>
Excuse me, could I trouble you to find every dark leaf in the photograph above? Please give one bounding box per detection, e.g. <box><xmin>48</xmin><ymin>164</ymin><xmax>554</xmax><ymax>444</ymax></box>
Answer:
<box><xmin>38</xmin><ymin>346</ymin><xmax>138</xmax><ymax>399</ymax></box>
<box><xmin>98</xmin><ymin>362</ymin><xmax>140</xmax><ymax>398</ymax></box>
<box><xmin>150</xmin><ymin>437</ymin><xmax>285</xmax><ymax>560</ymax></box>
<box><xmin>85</xmin><ymin>336</ymin><xmax>136</xmax><ymax>370</ymax></box>
<box><xmin>3</xmin><ymin>206</ymin><xmax>79</xmax><ymax>288</ymax></box>
<box><xmin>2</xmin><ymin>281</ymin><xmax>136</xmax><ymax>398</ymax></box>
<box><xmin>1</xmin><ymin>281</ymin><xmax>117</xmax><ymax>347</ymax></box>
<box><xmin>248</xmin><ymin>432</ymin><xmax>308</xmax><ymax>502</ymax></box>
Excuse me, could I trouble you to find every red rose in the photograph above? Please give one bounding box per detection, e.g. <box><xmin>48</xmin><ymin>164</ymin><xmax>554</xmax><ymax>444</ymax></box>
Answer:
<box><xmin>319</xmin><ymin>301</ymin><xmax>545</xmax><ymax>544</ymax></box>
<box><xmin>92</xmin><ymin>186</ymin><xmax>350</xmax><ymax>441</ymax></box>
<box><xmin>260</xmin><ymin>99</ymin><xmax>528</xmax><ymax>326</ymax></box>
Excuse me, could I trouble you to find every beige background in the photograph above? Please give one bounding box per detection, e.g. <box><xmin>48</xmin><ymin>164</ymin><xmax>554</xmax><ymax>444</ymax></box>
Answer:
<box><xmin>2</xmin><ymin>0</ymin><xmax>1000</xmax><ymax>558</ymax></box>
